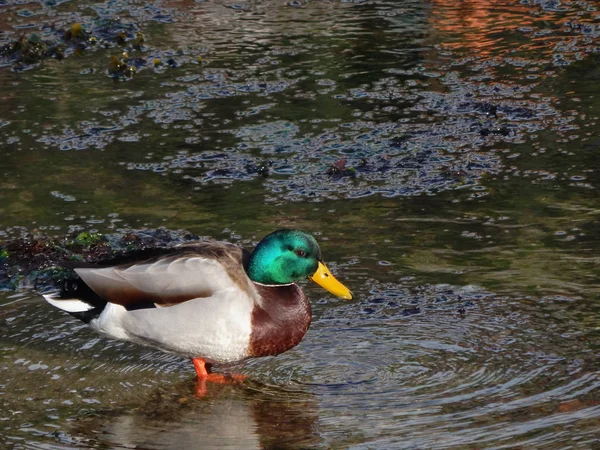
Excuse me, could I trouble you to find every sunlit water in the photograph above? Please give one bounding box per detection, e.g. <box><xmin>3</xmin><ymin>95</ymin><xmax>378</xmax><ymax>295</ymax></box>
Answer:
<box><xmin>1</xmin><ymin>0</ymin><xmax>599</xmax><ymax>449</ymax></box>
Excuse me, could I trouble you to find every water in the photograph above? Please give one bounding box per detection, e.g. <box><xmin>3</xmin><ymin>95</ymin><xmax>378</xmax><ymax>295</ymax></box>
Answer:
<box><xmin>1</xmin><ymin>0</ymin><xmax>599</xmax><ymax>448</ymax></box>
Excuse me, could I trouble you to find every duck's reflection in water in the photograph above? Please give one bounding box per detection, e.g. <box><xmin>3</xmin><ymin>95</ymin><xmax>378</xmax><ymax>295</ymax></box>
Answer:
<box><xmin>95</xmin><ymin>379</ymin><xmax>321</xmax><ymax>450</ymax></box>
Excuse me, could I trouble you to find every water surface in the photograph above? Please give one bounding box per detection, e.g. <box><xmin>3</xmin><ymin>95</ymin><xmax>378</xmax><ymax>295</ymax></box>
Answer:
<box><xmin>1</xmin><ymin>0</ymin><xmax>599</xmax><ymax>448</ymax></box>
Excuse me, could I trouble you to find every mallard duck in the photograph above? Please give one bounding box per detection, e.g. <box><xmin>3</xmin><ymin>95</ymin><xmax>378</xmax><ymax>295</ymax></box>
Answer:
<box><xmin>43</xmin><ymin>229</ymin><xmax>352</xmax><ymax>381</ymax></box>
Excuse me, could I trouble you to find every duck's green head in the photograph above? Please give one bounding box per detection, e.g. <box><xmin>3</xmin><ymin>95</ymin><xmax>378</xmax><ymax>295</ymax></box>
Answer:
<box><xmin>247</xmin><ymin>229</ymin><xmax>353</xmax><ymax>300</ymax></box>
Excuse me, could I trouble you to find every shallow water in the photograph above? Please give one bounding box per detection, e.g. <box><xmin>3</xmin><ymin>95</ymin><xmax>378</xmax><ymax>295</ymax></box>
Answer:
<box><xmin>1</xmin><ymin>0</ymin><xmax>599</xmax><ymax>448</ymax></box>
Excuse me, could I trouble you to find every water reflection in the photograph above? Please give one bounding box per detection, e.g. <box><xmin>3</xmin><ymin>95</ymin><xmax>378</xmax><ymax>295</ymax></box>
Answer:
<box><xmin>95</xmin><ymin>382</ymin><xmax>321</xmax><ymax>450</ymax></box>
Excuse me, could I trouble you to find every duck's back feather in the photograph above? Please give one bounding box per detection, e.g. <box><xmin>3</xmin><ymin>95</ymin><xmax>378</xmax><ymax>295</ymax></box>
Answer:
<box><xmin>78</xmin><ymin>256</ymin><xmax>224</xmax><ymax>307</ymax></box>
<box><xmin>46</xmin><ymin>241</ymin><xmax>253</xmax><ymax>312</ymax></box>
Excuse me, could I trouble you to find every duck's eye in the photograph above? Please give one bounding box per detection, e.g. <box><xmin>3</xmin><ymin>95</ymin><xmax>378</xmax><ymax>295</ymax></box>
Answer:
<box><xmin>295</xmin><ymin>249</ymin><xmax>306</xmax><ymax>257</ymax></box>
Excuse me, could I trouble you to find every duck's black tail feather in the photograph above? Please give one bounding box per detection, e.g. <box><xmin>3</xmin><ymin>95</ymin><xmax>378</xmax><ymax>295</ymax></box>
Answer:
<box><xmin>43</xmin><ymin>276</ymin><xmax>107</xmax><ymax>324</ymax></box>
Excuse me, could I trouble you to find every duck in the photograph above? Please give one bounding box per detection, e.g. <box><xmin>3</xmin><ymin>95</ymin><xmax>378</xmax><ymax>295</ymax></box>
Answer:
<box><xmin>43</xmin><ymin>229</ymin><xmax>353</xmax><ymax>382</ymax></box>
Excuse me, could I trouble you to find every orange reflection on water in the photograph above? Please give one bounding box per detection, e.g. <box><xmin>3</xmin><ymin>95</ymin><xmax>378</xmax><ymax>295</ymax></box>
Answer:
<box><xmin>429</xmin><ymin>0</ymin><xmax>548</xmax><ymax>54</ymax></box>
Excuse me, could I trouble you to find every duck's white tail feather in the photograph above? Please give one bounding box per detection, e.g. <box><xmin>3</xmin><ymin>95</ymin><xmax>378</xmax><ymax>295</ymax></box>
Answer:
<box><xmin>43</xmin><ymin>293</ymin><xmax>96</xmax><ymax>313</ymax></box>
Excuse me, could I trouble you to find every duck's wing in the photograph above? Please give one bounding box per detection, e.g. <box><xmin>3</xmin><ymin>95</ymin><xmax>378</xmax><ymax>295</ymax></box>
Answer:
<box><xmin>75</xmin><ymin>241</ymin><xmax>253</xmax><ymax>309</ymax></box>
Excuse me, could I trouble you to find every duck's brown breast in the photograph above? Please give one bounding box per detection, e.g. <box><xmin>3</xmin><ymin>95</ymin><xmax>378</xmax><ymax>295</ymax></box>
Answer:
<box><xmin>247</xmin><ymin>283</ymin><xmax>312</xmax><ymax>357</ymax></box>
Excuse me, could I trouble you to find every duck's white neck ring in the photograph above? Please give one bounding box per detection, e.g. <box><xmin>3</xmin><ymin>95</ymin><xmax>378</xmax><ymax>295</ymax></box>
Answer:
<box><xmin>253</xmin><ymin>281</ymin><xmax>295</xmax><ymax>288</ymax></box>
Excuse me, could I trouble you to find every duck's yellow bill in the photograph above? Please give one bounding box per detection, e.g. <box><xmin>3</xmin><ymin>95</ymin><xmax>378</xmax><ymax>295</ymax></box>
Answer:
<box><xmin>308</xmin><ymin>261</ymin><xmax>353</xmax><ymax>300</ymax></box>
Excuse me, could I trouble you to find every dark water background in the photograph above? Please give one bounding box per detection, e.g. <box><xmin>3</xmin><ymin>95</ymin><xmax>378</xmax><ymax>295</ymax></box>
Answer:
<box><xmin>1</xmin><ymin>0</ymin><xmax>599</xmax><ymax>448</ymax></box>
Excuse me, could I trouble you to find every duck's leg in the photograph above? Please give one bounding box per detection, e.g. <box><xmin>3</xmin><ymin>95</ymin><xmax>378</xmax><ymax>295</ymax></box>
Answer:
<box><xmin>191</xmin><ymin>357</ymin><xmax>246</xmax><ymax>382</ymax></box>
<box><xmin>192</xmin><ymin>357</ymin><xmax>247</xmax><ymax>397</ymax></box>
<box><xmin>192</xmin><ymin>357</ymin><xmax>212</xmax><ymax>378</ymax></box>
<box><xmin>192</xmin><ymin>358</ymin><xmax>210</xmax><ymax>396</ymax></box>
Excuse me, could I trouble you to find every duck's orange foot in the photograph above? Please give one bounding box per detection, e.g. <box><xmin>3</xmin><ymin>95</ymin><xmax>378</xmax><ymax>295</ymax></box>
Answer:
<box><xmin>192</xmin><ymin>358</ymin><xmax>247</xmax><ymax>396</ymax></box>
<box><xmin>203</xmin><ymin>372</ymin><xmax>247</xmax><ymax>383</ymax></box>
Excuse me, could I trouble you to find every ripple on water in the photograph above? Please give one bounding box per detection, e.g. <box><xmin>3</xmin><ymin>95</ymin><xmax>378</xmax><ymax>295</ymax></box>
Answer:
<box><xmin>246</xmin><ymin>283</ymin><xmax>599</xmax><ymax>448</ymax></box>
<box><xmin>1</xmin><ymin>280</ymin><xmax>598</xmax><ymax>449</ymax></box>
